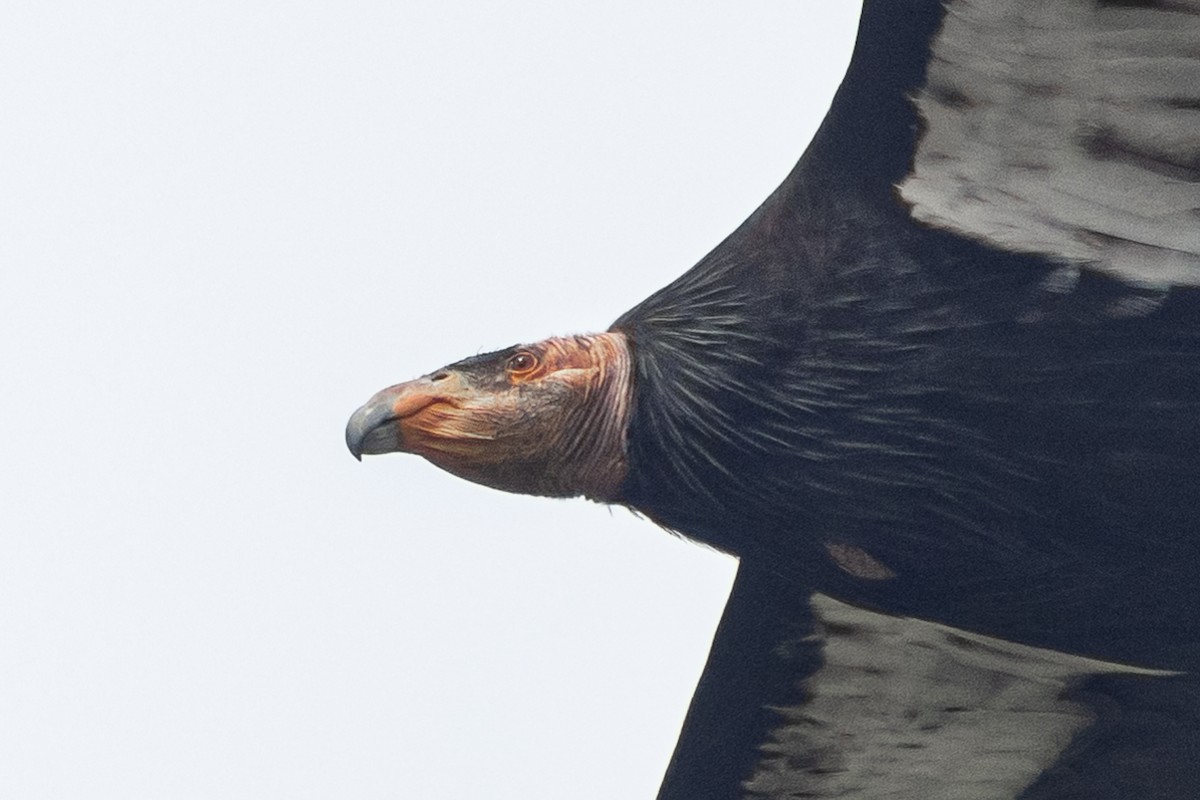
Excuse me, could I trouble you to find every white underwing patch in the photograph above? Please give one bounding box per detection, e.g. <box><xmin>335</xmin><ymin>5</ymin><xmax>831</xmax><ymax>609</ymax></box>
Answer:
<box><xmin>742</xmin><ymin>594</ymin><xmax>1176</xmax><ymax>800</ymax></box>
<box><xmin>898</xmin><ymin>0</ymin><xmax>1200</xmax><ymax>288</ymax></box>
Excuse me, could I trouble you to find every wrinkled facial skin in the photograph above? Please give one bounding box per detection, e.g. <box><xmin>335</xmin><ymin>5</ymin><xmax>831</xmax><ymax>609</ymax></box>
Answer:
<box><xmin>346</xmin><ymin>334</ymin><xmax>631</xmax><ymax>500</ymax></box>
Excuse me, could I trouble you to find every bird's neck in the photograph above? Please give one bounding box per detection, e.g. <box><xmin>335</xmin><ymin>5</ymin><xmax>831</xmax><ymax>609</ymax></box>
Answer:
<box><xmin>545</xmin><ymin>332</ymin><xmax>635</xmax><ymax>502</ymax></box>
<box><xmin>611</xmin><ymin>257</ymin><xmax>804</xmax><ymax>549</ymax></box>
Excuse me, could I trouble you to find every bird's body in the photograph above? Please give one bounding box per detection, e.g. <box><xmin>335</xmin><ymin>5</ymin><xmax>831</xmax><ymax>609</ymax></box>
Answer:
<box><xmin>617</xmin><ymin>150</ymin><xmax>1200</xmax><ymax>669</ymax></box>
<box><xmin>348</xmin><ymin>1</ymin><xmax>1200</xmax><ymax>796</ymax></box>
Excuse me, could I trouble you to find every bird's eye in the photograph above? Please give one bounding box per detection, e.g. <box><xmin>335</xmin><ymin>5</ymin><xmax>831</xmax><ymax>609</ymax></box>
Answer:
<box><xmin>506</xmin><ymin>352</ymin><xmax>538</xmax><ymax>375</ymax></box>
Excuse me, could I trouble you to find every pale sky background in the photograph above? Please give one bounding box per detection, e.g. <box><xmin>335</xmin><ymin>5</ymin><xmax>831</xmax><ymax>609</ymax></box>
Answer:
<box><xmin>1</xmin><ymin>4</ymin><xmax>858</xmax><ymax>798</ymax></box>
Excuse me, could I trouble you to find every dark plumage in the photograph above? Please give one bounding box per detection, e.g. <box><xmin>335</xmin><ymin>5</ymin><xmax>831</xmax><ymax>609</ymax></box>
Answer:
<box><xmin>617</xmin><ymin>139</ymin><xmax>1200</xmax><ymax>666</ymax></box>
<box><xmin>348</xmin><ymin>1</ymin><xmax>1200</xmax><ymax>796</ymax></box>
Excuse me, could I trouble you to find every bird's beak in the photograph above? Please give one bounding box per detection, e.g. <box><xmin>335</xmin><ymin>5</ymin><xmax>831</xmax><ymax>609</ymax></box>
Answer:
<box><xmin>345</xmin><ymin>375</ymin><xmax>454</xmax><ymax>460</ymax></box>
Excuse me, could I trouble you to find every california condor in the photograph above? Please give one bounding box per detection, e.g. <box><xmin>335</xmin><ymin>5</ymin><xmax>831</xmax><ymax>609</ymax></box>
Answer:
<box><xmin>348</xmin><ymin>1</ymin><xmax>1200</xmax><ymax>796</ymax></box>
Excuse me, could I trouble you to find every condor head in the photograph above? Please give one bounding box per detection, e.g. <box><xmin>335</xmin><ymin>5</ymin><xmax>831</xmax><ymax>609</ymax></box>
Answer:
<box><xmin>345</xmin><ymin>333</ymin><xmax>632</xmax><ymax>501</ymax></box>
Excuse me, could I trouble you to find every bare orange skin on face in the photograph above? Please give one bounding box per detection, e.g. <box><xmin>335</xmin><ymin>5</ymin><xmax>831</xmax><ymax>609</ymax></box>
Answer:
<box><xmin>390</xmin><ymin>386</ymin><xmax>449</xmax><ymax>421</ymax></box>
<box><xmin>349</xmin><ymin>333</ymin><xmax>632</xmax><ymax>500</ymax></box>
<box><xmin>398</xmin><ymin>381</ymin><xmax>504</xmax><ymax>464</ymax></box>
<box><xmin>397</xmin><ymin>340</ymin><xmax>596</xmax><ymax>456</ymax></box>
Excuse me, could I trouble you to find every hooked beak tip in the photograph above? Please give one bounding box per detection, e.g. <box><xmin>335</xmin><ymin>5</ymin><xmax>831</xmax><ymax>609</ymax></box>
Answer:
<box><xmin>347</xmin><ymin>373</ymin><xmax>454</xmax><ymax>461</ymax></box>
<box><xmin>345</xmin><ymin>402</ymin><xmax>388</xmax><ymax>460</ymax></box>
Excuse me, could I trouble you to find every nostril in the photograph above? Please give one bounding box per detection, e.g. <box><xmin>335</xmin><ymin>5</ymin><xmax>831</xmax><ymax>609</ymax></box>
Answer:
<box><xmin>431</xmin><ymin>371</ymin><xmax>450</xmax><ymax>382</ymax></box>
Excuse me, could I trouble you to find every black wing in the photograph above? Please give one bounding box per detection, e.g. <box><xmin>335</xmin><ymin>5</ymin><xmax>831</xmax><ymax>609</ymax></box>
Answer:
<box><xmin>814</xmin><ymin>0</ymin><xmax>1200</xmax><ymax>286</ymax></box>
<box><xmin>661</xmin><ymin>564</ymin><xmax>1199</xmax><ymax>800</ymax></box>
<box><xmin>653</xmin><ymin>1</ymin><xmax>1200</xmax><ymax>797</ymax></box>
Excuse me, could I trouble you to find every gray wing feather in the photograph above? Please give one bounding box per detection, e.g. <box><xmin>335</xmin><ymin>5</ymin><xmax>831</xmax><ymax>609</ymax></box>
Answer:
<box><xmin>742</xmin><ymin>595</ymin><xmax>1173</xmax><ymax>800</ymax></box>
<box><xmin>898</xmin><ymin>0</ymin><xmax>1200</xmax><ymax>286</ymax></box>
